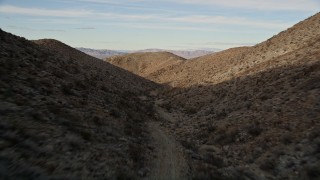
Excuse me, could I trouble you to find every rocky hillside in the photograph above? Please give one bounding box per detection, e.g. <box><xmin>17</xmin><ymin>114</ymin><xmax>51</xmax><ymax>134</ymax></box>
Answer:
<box><xmin>1</xmin><ymin>11</ymin><xmax>319</xmax><ymax>180</ymax></box>
<box><xmin>154</xmin><ymin>13</ymin><xmax>320</xmax><ymax>179</ymax></box>
<box><xmin>159</xmin><ymin>40</ymin><xmax>320</xmax><ymax>179</ymax></box>
<box><xmin>149</xmin><ymin>47</ymin><xmax>251</xmax><ymax>86</ymax></box>
<box><xmin>0</xmin><ymin>29</ymin><xmax>159</xmax><ymax>179</ymax></box>
<box><xmin>149</xmin><ymin>13</ymin><xmax>320</xmax><ymax>87</ymax></box>
<box><xmin>106</xmin><ymin>52</ymin><xmax>185</xmax><ymax>78</ymax></box>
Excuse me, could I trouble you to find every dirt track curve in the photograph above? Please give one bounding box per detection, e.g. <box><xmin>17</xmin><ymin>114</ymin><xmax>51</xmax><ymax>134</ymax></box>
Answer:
<box><xmin>147</xmin><ymin>102</ymin><xmax>189</xmax><ymax>180</ymax></box>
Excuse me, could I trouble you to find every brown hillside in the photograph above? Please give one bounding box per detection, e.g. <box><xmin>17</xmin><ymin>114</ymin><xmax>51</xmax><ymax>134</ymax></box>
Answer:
<box><xmin>149</xmin><ymin>12</ymin><xmax>320</xmax><ymax>87</ymax></box>
<box><xmin>106</xmin><ymin>52</ymin><xmax>185</xmax><ymax>78</ymax></box>
<box><xmin>1</xmin><ymin>12</ymin><xmax>320</xmax><ymax>180</ymax></box>
<box><xmin>0</xmin><ymin>29</ymin><xmax>160</xmax><ymax>179</ymax></box>
<box><xmin>148</xmin><ymin>47</ymin><xmax>251</xmax><ymax>86</ymax></box>
<box><xmin>154</xmin><ymin>13</ymin><xmax>320</xmax><ymax>179</ymax></box>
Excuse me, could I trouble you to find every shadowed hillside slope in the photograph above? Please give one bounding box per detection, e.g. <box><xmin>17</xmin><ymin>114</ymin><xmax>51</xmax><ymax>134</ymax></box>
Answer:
<box><xmin>149</xmin><ymin>12</ymin><xmax>320</xmax><ymax>87</ymax></box>
<box><xmin>106</xmin><ymin>52</ymin><xmax>185</xmax><ymax>78</ymax></box>
<box><xmin>0</xmin><ymin>29</ymin><xmax>160</xmax><ymax>179</ymax></box>
<box><xmin>154</xmin><ymin>13</ymin><xmax>320</xmax><ymax>179</ymax></box>
<box><xmin>1</xmin><ymin>11</ymin><xmax>319</xmax><ymax>180</ymax></box>
<box><xmin>32</xmin><ymin>39</ymin><xmax>159</xmax><ymax>92</ymax></box>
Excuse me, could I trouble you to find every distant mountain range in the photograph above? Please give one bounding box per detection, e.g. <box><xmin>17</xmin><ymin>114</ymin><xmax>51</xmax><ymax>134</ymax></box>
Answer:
<box><xmin>136</xmin><ymin>49</ymin><xmax>219</xmax><ymax>59</ymax></box>
<box><xmin>77</xmin><ymin>47</ymin><xmax>219</xmax><ymax>59</ymax></box>
<box><xmin>76</xmin><ymin>47</ymin><xmax>127</xmax><ymax>59</ymax></box>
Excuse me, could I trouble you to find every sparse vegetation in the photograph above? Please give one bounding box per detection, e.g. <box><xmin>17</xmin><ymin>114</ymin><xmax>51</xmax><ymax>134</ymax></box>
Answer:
<box><xmin>0</xmin><ymin>29</ymin><xmax>159</xmax><ymax>179</ymax></box>
<box><xmin>1</xmin><ymin>11</ymin><xmax>320</xmax><ymax>180</ymax></box>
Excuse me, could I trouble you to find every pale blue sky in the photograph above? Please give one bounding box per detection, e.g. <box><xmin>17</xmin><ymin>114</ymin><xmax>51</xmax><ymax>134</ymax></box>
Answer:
<box><xmin>0</xmin><ymin>0</ymin><xmax>319</xmax><ymax>50</ymax></box>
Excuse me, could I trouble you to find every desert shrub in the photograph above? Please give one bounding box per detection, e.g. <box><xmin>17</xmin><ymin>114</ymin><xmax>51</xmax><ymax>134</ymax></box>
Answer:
<box><xmin>302</xmin><ymin>163</ymin><xmax>320</xmax><ymax>179</ymax></box>
<box><xmin>3</xmin><ymin>88</ymin><xmax>14</xmax><ymax>99</ymax></box>
<box><xmin>162</xmin><ymin>103</ymin><xmax>172</xmax><ymax>111</ymax></box>
<box><xmin>308</xmin><ymin>127</ymin><xmax>320</xmax><ymax>141</ymax></box>
<box><xmin>37</xmin><ymin>79</ymin><xmax>53</xmax><ymax>95</ymax></box>
<box><xmin>203</xmin><ymin>154</ymin><xmax>225</xmax><ymax>168</ymax></box>
<box><xmin>115</xmin><ymin>167</ymin><xmax>137</xmax><ymax>180</ymax></box>
<box><xmin>124</xmin><ymin>120</ymin><xmax>142</xmax><ymax>136</ymax></box>
<box><xmin>207</xmin><ymin>124</ymin><xmax>216</xmax><ymax>132</ymax></box>
<box><xmin>67</xmin><ymin>64</ymin><xmax>80</xmax><ymax>74</ymax></box>
<box><xmin>193</xmin><ymin>164</ymin><xmax>229</xmax><ymax>180</ymax></box>
<box><xmin>259</xmin><ymin>94</ymin><xmax>270</xmax><ymax>101</ymax></box>
<box><xmin>281</xmin><ymin>133</ymin><xmax>293</xmax><ymax>145</ymax></box>
<box><xmin>215</xmin><ymin>110</ymin><xmax>227</xmax><ymax>119</ymax></box>
<box><xmin>52</xmin><ymin>69</ymin><xmax>67</xmax><ymax>79</ymax></box>
<box><xmin>214</xmin><ymin>127</ymin><xmax>239</xmax><ymax>145</ymax></box>
<box><xmin>30</xmin><ymin>111</ymin><xmax>45</xmax><ymax>121</ymax></box>
<box><xmin>92</xmin><ymin>116</ymin><xmax>103</xmax><ymax>125</ymax></box>
<box><xmin>0</xmin><ymin>66</ymin><xmax>6</xmax><ymax>76</ymax></box>
<box><xmin>128</xmin><ymin>143</ymin><xmax>144</xmax><ymax>167</ymax></box>
<box><xmin>79</xmin><ymin>130</ymin><xmax>92</xmax><ymax>141</ymax></box>
<box><xmin>110</xmin><ymin>108</ymin><xmax>121</xmax><ymax>118</ymax></box>
<box><xmin>100</xmin><ymin>85</ymin><xmax>108</xmax><ymax>92</ymax></box>
<box><xmin>75</xmin><ymin>79</ymin><xmax>87</xmax><ymax>90</ymax></box>
<box><xmin>181</xmin><ymin>140</ymin><xmax>197</xmax><ymax>152</ymax></box>
<box><xmin>247</xmin><ymin>124</ymin><xmax>263</xmax><ymax>136</ymax></box>
<box><xmin>61</xmin><ymin>83</ymin><xmax>74</xmax><ymax>95</ymax></box>
<box><xmin>61</xmin><ymin>110</ymin><xmax>82</xmax><ymax>122</ymax></box>
<box><xmin>185</xmin><ymin>106</ymin><xmax>197</xmax><ymax>114</ymax></box>
<box><xmin>259</xmin><ymin>157</ymin><xmax>276</xmax><ymax>172</ymax></box>
<box><xmin>14</xmin><ymin>95</ymin><xmax>29</xmax><ymax>106</ymax></box>
<box><xmin>196</xmin><ymin>132</ymin><xmax>209</xmax><ymax>140</ymax></box>
<box><xmin>144</xmin><ymin>103</ymin><xmax>154</xmax><ymax>115</ymax></box>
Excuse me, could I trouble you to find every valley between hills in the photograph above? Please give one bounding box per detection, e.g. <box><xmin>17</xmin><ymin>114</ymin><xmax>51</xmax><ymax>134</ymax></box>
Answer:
<box><xmin>0</xmin><ymin>12</ymin><xmax>319</xmax><ymax>179</ymax></box>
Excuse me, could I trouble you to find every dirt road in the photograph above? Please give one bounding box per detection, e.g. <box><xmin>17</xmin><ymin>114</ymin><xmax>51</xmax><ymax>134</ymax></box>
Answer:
<box><xmin>147</xmin><ymin>102</ymin><xmax>188</xmax><ymax>180</ymax></box>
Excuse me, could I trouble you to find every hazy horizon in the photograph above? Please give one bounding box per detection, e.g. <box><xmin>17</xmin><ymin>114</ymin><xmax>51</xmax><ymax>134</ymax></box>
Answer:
<box><xmin>0</xmin><ymin>0</ymin><xmax>319</xmax><ymax>50</ymax></box>
<box><xmin>76</xmin><ymin>46</ymin><xmax>221</xmax><ymax>51</ymax></box>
